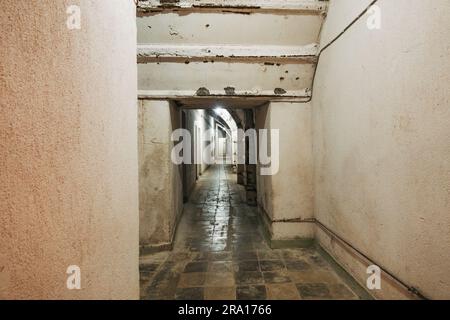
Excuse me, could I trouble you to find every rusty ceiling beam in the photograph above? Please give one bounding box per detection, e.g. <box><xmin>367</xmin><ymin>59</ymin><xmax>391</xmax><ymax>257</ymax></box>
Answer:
<box><xmin>137</xmin><ymin>44</ymin><xmax>319</xmax><ymax>64</ymax></box>
<box><xmin>138</xmin><ymin>89</ymin><xmax>312</xmax><ymax>101</ymax></box>
<box><xmin>137</xmin><ymin>0</ymin><xmax>328</xmax><ymax>16</ymax></box>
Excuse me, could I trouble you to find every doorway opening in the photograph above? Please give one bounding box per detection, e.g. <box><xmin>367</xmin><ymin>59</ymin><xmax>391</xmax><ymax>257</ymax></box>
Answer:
<box><xmin>177</xmin><ymin>102</ymin><xmax>259</xmax><ymax>207</ymax></box>
<box><xmin>138</xmin><ymin>99</ymin><xmax>371</xmax><ymax>301</ymax></box>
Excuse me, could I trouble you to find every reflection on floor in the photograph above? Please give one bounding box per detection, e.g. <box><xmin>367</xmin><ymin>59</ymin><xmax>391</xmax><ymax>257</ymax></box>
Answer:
<box><xmin>140</xmin><ymin>165</ymin><xmax>369</xmax><ymax>300</ymax></box>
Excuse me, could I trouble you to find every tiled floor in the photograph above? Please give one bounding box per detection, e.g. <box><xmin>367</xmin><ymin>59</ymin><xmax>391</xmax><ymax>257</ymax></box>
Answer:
<box><xmin>140</xmin><ymin>165</ymin><xmax>367</xmax><ymax>300</ymax></box>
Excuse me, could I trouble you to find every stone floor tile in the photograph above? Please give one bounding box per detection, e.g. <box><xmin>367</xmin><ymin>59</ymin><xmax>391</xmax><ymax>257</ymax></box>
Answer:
<box><xmin>308</xmin><ymin>255</ymin><xmax>332</xmax><ymax>270</ymax></box>
<box><xmin>140</xmin><ymin>251</ymin><xmax>169</xmax><ymax>263</ymax></box>
<box><xmin>280</xmin><ymin>249</ymin><xmax>309</xmax><ymax>261</ymax></box>
<box><xmin>234</xmin><ymin>271</ymin><xmax>264</xmax><ymax>285</ymax></box>
<box><xmin>205</xmin><ymin>287</ymin><xmax>236</xmax><ymax>300</ymax></box>
<box><xmin>140</xmin><ymin>165</ymin><xmax>363</xmax><ymax>301</ymax></box>
<box><xmin>266</xmin><ymin>283</ymin><xmax>301</xmax><ymax>300</ymax></box>
<box><xmin>184</xmin><ymin>261</ymin><xmax>208</xmax><ymax>273</ymax></box>
<box><xmin>140</xmin><ymin>269</ymin><xmax>155</xmax><ymax>279</ymax></box>
<box><xmin>329</xmin><ymin>283</ymin><xmax>358</xmax><ymax>300</ymax></box>
<box><xmin>177</xmin><ymin>272</ymin><xmax>206</xmax><ymax>288</ymax></box>
<box><xmin>262</xmin><ymin>271</ymin><xmax>291</xmax><ymax>284</ymax></box>
<box><xmin>284</xmin><ymin>259</ymin><xmax>312</xmax><ymax>271</ymax></box>
<box><xmin>205</xmin><ymin>272</ymin><xmax>235</xmax><ymax>287</ymax></box>
<box><xmin>236</xmin><ymin>285</ymin><xmax>267</xmax><ymax>300</ymax></box>
<box><xmin>167</xmin><ymin>252</ymin><xmax>192</xmax><ymax>262</ymax></box>
<box><xmin>232</xmin><ymin>251</ymin><xmax>258</xmax><ymax>261</ymax></box>
<box><xmin>235</xmin><ymin>260</ymin><xmax>260</xmax><ymax>272</ymax></box>
<box><xmin>296</xmin><ymin>283</ymin><xmax>332</xmax><ymax>300</ymax></box>
<box><xmin>288</xmin><ymin>270</ymin><xmax>340</xmax><ymax>284</ymax></box>
<box><xmin>208</xmin><ymin>261</ymin><xmax>234</xmax><ymax>273</ymax></box>
<box><xmin>257</xmin><ymin>250</ymin><xmax>282</xmax><ymax>260</ymax></box>
<box><xmin>140</xmin><ymin>263</ymin><xmax>161</xmax><ymax>273</ymax></box>
<box><xmin>259</xmin><ymin>260</ymin><xmax>285</xmax><ymax>272</ymax></box>
<box><xmin>193</xmin><ymin>251</ymin><xmax>209</xmax><ymax>261</ymax></box>
<box><xmin>175</xmin><ymin>287</ymin><xmax>204</xmax><ymax>300</ymax></box>
<box><xmin>208</xmin><ymin>251</ymin><xmax>233</xmax><ymax>261</ymax></box>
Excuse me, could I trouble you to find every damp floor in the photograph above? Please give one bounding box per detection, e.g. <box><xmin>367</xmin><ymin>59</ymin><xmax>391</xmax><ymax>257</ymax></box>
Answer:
<box><xmin>140</xmin><ymin>165</ymin><xmax>369</xmax><ymax>300</ymax></box>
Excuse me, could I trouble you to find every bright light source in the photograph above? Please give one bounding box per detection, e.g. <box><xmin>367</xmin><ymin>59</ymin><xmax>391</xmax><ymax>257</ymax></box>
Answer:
<box><xmin>214</xmin><ymin>107</ymin><xmax>223</xmax><ymax>114</ymax></box>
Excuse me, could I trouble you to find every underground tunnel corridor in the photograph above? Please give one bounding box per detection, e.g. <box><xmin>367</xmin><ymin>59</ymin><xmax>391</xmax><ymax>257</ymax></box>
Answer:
<box><xmin>2</xmin><ymin>0</ymin><xmax>449</xmax><ymax>303</ymax></box>
<box><xmin>139</xmin><ymin>164</ymin><xmax>370</xmax><ymax>300</ymax></box>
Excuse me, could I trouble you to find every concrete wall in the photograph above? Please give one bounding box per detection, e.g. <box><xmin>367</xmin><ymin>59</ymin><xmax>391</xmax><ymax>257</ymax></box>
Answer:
<box><xmin>256</xmin><ymin>102</ymin><xmax>314</xmax><ymax>243</ymax></box>
<box><xmin>139</xmin><ymin>100</ymin><xmax>183</xmax><ymax>250</ymax></box>
<box><xmin>0</xmin><ymin>1</ymin><xmax>139</xmax><ymax>299</ymax></box>
<box><xmin>313</xmin><ymin>0</ymin><xmax>450</xmax><ymax>299</ymax></box>
<box><xmin>182</xmin><ymin>109</ymin><xmax>215</xmax><ymax>200</ymax></box>
<box><xmin>137</xmin><ymin>11</ymin><xmax>323</xmax><ymax>46</ymax></box>
<box><xmin>139</xmin><ymin>105</ymin><xmax>217</xmax><ymax>248</ymax></box>
<box><xmin>138</xmin><ymin>62</ymin><xmax>315</xmax><ymax>96</ymax></box>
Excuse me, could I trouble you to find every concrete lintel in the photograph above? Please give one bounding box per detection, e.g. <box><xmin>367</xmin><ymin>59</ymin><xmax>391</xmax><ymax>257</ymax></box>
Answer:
<box><xmin>138</xmin><ymin>89</ymin><xmax>312</xmax><ymax>101</ymax></box>
<box><xmin>137</xmin><ymin>44</ymin><xmax>319</xmax><ymax>64</ymax></box>
<box><xmin>137</xmin><ymin>0</ymin><xmax>327</xmax><ymax>15</ymax></box>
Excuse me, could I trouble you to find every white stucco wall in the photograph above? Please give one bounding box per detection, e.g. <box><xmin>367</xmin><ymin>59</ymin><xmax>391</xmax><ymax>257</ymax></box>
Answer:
<box><xmin>0</xmin><ymin>1</ymin><xmax>139</xmax><ymax>299</ymax></box>
<box><xmin>138</xmin><ymin>11</ymin><xmax>323</xmax><ymax>46</ymax></box>
<box><xmin>256</xmin><ymin>102</ymin><xmax>314</xmax><ymax>241</ymax></box>
<box><xmin>313</xmin><ymin>0</ymin><xmax>450</xmax><ymax>299</ymax></box>
<box><xmin>139</xmin><ymin>100</ymin><xmax>183</xmax><ymax>248</ymax></box>
<box><xmin>183</xmin><ymin>109</ymin><xmax>216</xmax><ymax>198</ymax></box>
<box><xmin>139</xmin><ymin>104</ymin><xmax>218</xmax><ymax>248</ymax></box>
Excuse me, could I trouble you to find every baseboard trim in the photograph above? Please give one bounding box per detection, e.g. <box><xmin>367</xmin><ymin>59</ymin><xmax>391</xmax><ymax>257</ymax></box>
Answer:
<box><xmin>257</xmin><ymin>204</ymin><xmax>274</xmax><ymax>246</ymax></box>
<box><xmin>140</xmin><ymin>202</ymin><xmax>185</xmax><ymax>255</ymax></box>
<box><xmin>315</xmin><ymin>242</ymin><xmax>374</xmax><ymax>300</ymax></box>
<box><xmin>257</xmin><ymin>204</ymin><xmax>315</xmax><ymax>249</ymax></box>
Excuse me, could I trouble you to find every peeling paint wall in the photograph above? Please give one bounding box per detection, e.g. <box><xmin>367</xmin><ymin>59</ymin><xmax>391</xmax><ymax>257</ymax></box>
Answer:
<box><xmin>0</xmin><ymin>1</ymin><xmax>139</xmax><ymax>299</ymax></box>
<box><xmin>137</xmin><ymin>4</ymin><xmax>325</xmax><ymax>99</ymax></box>
<box><xmin>139</xmin><ymin>104</ymin><xmax>217</xmax><ymax>248</ymax></box>
<box><xmin>313</xmin><ymin>0</ymin><xmax>450</xmax><ymax>299</ymax></box>
<box><xmin>256</xmin><ymin>102</ymin><xmax>314</xmax><ymax>242</ymax></box>
<box><xmin>139</xmin><ymin>100</ymin><xmax>183</xmax><ymax>249</ymax></box>
<box><xmin>137</xmin><ymin>12</ymin><xmax>323</xmax><ymax>46</ymax></box>
<box><xmin>182</xmin><ymin>109</ymin><xmax>216</xmax><ymax>200</ymax></box>
<box><xmin>139</xmin><ymin>62</ymin><xmax>315</xmax><ymax>97</ymax></box>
